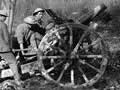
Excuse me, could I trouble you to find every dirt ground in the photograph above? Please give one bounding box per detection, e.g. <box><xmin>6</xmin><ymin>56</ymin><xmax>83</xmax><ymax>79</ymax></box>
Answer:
<box><xmin>21</xmin><ymin>71</ymin><xmax>120</xmax><ymax>90</ymax></box>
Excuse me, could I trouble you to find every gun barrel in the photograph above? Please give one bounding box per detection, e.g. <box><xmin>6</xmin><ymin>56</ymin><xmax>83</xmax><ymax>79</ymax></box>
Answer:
<box><xmin>93</xmin><ymin>4</ymin><xmax>107</xmax><ymax>18</ymax></box>
<box><xmin>79</xmin><ymin>4</ymin><xmax>107</xmax><ymax>25</ymax></box>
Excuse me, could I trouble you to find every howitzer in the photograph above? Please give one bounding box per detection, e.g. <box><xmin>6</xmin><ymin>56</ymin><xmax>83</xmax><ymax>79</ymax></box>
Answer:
<box><xmin>45</xmin><ymin>9</ymin><xmax>65</xmax><ymax>25</ymax></box>
<box><xmin>38</xmin><ymin>4</ymin><xmax>113</xmax><ymax>88</ymax></box>
<box><xmin>0</xmin><ymin>4</ymin><xmax>113</xmax><ymax>89</ymax></box>
<box><xmin>45</xmin><ymin>9</ymin><xmax>74</xmax><ymax>25</ymax></box>
<box><xmin>79</xmin><ymin>4</ymin><xmax>108</xmax><ymax>25</ymax></box>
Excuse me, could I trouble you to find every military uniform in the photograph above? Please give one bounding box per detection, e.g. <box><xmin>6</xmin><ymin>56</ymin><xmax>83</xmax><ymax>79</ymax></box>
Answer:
<box><xmin>15</xmin><ymin>23</ymin><xmax>34</xmax><ymax>48</ymax></box>
<box><xmin>0</xmin><ymin>21</ymin><xmax>10</xmax><ymax>52</ymax></box>
<box><xmin>0</xmin><ymin>19</ymin><xmax>20</xmax><ymax>83</ymax></box>
<box><xmin>15</xmin><ymin>22</ymin><xmax>45</xmax><ymax>54</ymax></box>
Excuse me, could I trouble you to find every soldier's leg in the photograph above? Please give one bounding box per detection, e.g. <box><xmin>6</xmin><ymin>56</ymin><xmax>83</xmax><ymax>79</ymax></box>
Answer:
<box><xmin>0</xmin><ymin>53</ymin><xmax>21</xmax><ymax>83</ymax></box>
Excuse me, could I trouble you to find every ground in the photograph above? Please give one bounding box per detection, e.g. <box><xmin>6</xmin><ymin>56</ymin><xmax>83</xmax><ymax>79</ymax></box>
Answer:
<box><xmin>21</xmin><ymin>71</ymin><xmax>120</xmax><ymax>90</ymax></box>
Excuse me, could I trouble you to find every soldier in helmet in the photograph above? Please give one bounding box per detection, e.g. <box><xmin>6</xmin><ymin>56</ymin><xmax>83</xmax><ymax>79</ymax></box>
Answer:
<box><xmin>32</xmin><ymin>8</ymin><xmax>46</xmax><ymax>49</ymax></box>
<box><xmin>15</xmin><ymin>15</ymin><xmax>45</xmax><ymax>54</ymax></box>
<box><xmin>15</xmin><ymin>16</ymin><xmax>36</xmax><ymax>54</ymax></box>
<box><xmin>33</xmin><ymin>8</ymin><xmax>45</xmax><ymax>26</ymax></box>
<box><xmin>0</xmin><ymin>10</ymin><xmax>22</xmax><ymax>86</ymax></box>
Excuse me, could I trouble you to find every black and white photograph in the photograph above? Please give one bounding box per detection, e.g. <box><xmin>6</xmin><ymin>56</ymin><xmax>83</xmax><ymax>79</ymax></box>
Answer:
<box><xmin>0</xmin><ymin>0</ymin><xmax>120</xmax><ymax>90</ymax></box>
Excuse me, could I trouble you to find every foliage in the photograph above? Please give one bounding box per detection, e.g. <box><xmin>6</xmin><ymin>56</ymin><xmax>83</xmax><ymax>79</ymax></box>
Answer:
<box><xmin>1</xmin><ymin>0</ymin><xmax>120</xmax><ymax>32</ymax></box>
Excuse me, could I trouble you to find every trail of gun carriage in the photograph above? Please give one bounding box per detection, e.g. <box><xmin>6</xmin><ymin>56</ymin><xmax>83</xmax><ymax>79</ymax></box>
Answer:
<box><xmin>0</xmin><ymin>0</ymin><xmax>120</xmax><ymax>90</ymax></box>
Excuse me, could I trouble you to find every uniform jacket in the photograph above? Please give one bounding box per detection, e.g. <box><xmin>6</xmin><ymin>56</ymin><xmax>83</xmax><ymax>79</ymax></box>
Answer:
<box><xmin>15</xmin><ymin>23</ymin><xmax>33</xmax><ymax>47</ymax></box>
<box><xmin>0</xmin><ymin>21</ymin><xmax>11</xmax><ymax>52</ymax></box>
<box><xmin>15</xmin><ymin>23</ymin><xmax>45</xmax><ymax>48</ymax></box>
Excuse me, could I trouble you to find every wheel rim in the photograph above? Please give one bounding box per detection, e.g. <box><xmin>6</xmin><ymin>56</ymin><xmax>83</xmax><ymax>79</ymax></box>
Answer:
<box><xmin>38</xmin><ymin>24</ymin><xmax>108</xmax><ymax>88</ymax></box>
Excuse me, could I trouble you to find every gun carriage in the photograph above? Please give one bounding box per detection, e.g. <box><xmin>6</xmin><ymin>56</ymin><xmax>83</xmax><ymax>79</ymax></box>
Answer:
<box><xmin>38</xmin><ymin>5</ymin><xmax>109</xmax><ymax>88</ymax></box>
<box><xmin>0</xmin><ymin>4</ymin><xmax>114</xmax><ymax>89</ymax></box>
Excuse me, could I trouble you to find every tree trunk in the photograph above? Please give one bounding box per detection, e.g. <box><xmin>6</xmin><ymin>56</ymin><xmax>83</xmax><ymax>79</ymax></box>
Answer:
<box><xmin>8</xmin><ymin>0</ymin><xmax>16</xmax><ymax>35</ymax></box>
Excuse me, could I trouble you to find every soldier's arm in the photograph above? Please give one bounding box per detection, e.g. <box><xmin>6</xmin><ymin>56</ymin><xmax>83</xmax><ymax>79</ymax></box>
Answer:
<box><xmin>15</xmin><ymin>24</ymin><xmax>25</xmax><ymax>45</ymax></box>
<box><xmin>15</xmin><ymin>24</ymin><xmax>25</xmax><ymax>54</ymax></box>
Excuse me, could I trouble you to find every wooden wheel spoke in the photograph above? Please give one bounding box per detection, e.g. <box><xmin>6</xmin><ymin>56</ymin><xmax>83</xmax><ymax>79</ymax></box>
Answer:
<box><xmin>79</xmin><ymin>60</ymin><xmax>101</xmax><ymax>73</ymax></box>
<box><xmin>66</xmin><ymin>24</ymin><xmax>73</xmax><ymax>49</ymax></box>
<box><xmin>46</xmin><ymin>61</ymin><xmax>64</xmax><ymax>73</ymax></box>
<box><xmin>71</xmin><ymin>69</ymin><xmax>75</xmax><ymax>85</ymax></box>
<box><xmin>77</xmin><ymin>66</ymin><xmax>89</xmax><ymax>83</ymax></box>
<box><xmin>57</xmin><ymin>63</ymin><xmax>70</xmax><ymax>82</ymax></box>
<box><xmin>79</xmin><ymin>55</ymin><xmax>103</xmax><ymax>58</ymax></box>
<box><xmin>40</xmin><ymin>56</ymin><xmax>66</xmax><ymax>59</ymax></box>
<box><xmin>72</xmin><ymin>30</ymin><xmax>89</xmax><ymax>53</ymax></box>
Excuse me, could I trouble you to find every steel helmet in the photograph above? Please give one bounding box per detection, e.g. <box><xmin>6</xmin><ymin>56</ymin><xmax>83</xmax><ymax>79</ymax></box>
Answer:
<box><xmin>33</xmin><ymin>8</ymin><xmax>45</xmax><ymax>15</ymax></box>
<box><xmin>24</xmin><ymin>16</ymin><xmax>36</xmax><ymax>24</ymax></box>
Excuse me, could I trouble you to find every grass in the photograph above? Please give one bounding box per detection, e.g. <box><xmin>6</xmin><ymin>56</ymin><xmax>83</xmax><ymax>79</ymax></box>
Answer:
<box><xmin>13</xmin><ymin>0</ymin><xmax>120</xmax><ymax>21</ymax></box>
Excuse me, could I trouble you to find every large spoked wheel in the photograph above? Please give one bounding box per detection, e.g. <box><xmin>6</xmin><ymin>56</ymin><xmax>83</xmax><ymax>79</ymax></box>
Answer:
<box><xmin>38</xmin><ymin>24</ymin><xmax>108</xmax><ymax>88</ymax></box>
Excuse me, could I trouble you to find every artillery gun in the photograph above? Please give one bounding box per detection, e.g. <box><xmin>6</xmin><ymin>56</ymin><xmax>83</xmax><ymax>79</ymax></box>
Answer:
<box><xmin>38</xmin><ymin>4</ymin><xmax>111</xmax><ymax>88</ymax></box>
<box><xmin>0</xmin><ymin>4</ymin><xmax>113</xmax><ymax>90</ymax></box>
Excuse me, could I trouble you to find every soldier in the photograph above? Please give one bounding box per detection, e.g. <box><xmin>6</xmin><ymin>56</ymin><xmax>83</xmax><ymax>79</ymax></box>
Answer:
<box><xmin>15</xmin><ymin>16</ymin><xmax>45</xmax><ymax>54</ymax></box>
<box><xmin>15</xmin><ymin>16</ymin><xmax>36</xmax><ymax>54</ymax></box>
<box><xmin>0</xmin><ymin>10</ymin><xmax>22</xmax><ymax>86</ymax></box>
<box><xmin>32</xmin><ymin>8</ymin><xmax>45</xmax><ymax>27</ymax></box>
<box><xmin>32</xmin><ymin>8</ymin><xmax>46</xmax><ymax>49</ymax></box>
